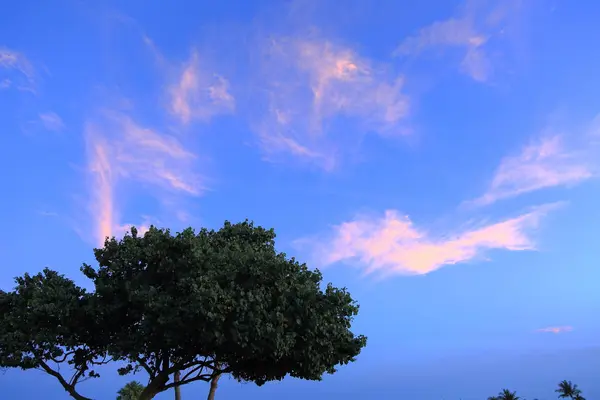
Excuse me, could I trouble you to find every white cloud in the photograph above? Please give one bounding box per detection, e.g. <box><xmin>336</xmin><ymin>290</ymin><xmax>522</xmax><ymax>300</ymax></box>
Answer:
<box><xmin>39</xmin><ymin>112</ymin><xmax>65</xmax><ymax>132</ymax></box>
<box><xmin>472</xmin><ymin>135</ymin><xmax>595</xmax><ymax>206</ymax></box>
<box><xmin>394</xmin><ymin>0</ymin><xmax>524</xmax><ymax>82</ymax></box>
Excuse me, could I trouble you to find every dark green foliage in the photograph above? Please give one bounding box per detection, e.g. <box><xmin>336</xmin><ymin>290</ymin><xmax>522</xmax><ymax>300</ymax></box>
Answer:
<box><xmin>117</xmin><ymin>381</ymin><xmax>145</xmax><ymax>400</ymax></box>
<box><xmin>1</xmin><ymin>221</ymin><xmax>367</xmax><ymax>399</ymax></box>
<box><xmin>83</xmin><ymin>221</ymin><xmax>366</xmax><ymax>397</ymax></box>
<box><xmin>0</xmin><ymin>269</ymin><xmax>107</xmax><ymax>400</ymax></box>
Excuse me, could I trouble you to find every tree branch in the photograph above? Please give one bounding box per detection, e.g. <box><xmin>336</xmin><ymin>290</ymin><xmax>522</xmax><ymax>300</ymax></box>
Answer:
<box><xmin>162</xmin><ymin>373</ymin><xmax>215</xmax><ymax>391</ymax></box>
<box><xmin>135</xmin><ymin>356</ymin><xmax>155</xmax><ymax>378</ymax></box>
<box><xmin>68</xmin><ymin>366</ymin><xmax>86</xmax><ymax>387</ymax></box>
<box><xmin>161</xmin><ymin>353</ymin><xmax>169</xmax><ymax>374</ymax></box>
<box><xmin>38</xmin><ymin>360</ymin><xmax>92</xmax><ymax>400</ymax></box>
<box><xmin>49</xmin><ymin>350</ymin><xmax>76</xmax><ymax>364</ymax></box>
<box><xmin>181</xmin><ymin>363</ymin><xmax>206</xmax><ymax>382</ymax></box>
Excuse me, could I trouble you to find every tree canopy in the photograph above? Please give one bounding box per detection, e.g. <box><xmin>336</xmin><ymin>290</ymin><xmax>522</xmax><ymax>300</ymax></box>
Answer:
<box><xmin>0</xmin><ymin>221</ymin><xmax>367</xmax><ymax>400</ymax></box>
<box><xmin>0</xmin><ymin>269</ymin><xmax>106</xmax><ymax>400</ymax></box>
<box><xmin>117</xmin><ymin>381</ymin><xmax>145</xmax><ymax>400</ymax></box>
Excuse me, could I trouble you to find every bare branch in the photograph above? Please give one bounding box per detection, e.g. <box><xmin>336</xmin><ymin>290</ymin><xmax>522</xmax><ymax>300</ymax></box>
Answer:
<box><xmin>134</xmin><ymin>356</ymin><xmax>155</xmax><ymax>378</ymax></box>
<box><xmin>68</xmin><ymin>366</ymin><xmax>86</xmax><ymax>387</ymax></box>
<box><xmin>181</xmin><ymin>363</ymin><xmax>206</xmax><ymax>382</ymax></box>
<box><xmin>38</xmin><ymin>360</ymin><xmax>92</xmax><ymax>400</ymax></box>
<box><xmin>50</xmin><ymin>350</ymin><xmax>75</xmax><ymax>364</ymax></box>
<box><xmin>162</xmin><ymin>373</ymin><xmax>215</xmax><ymax>391</ymax></box>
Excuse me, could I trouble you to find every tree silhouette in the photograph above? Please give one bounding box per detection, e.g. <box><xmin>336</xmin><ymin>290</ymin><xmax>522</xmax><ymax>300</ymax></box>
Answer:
<box><xmin>116</xmin><ymin>381</ymin><xmax>145</xmax><ymax>400</ymax></box>
<box><xmin>556</xmin><ymin>380</ymin><xmax>585</xmax><ymax>400</ymax></box>
<box><xmin>489</xmin><ymin>389</ymin><xmax>520</xmax><ymax>400</ymax></box>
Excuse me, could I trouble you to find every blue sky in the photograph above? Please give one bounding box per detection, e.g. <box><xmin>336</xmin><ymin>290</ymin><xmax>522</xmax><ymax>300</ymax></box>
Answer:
<box><xmin>1</xmin><ymin>0</ymin><xmax>600</xmax><ymax>399</ymax></box>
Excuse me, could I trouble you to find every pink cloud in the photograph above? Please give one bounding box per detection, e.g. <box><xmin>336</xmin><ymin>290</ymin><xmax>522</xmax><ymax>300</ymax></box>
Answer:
<box><xmin>394</xmin><ymin>0</ymin><xmax>524</xmax><ymax>82</ymax></box>
<box><xmin>169</xmin><ymin>50</ymin><xmax>235</xmax><ymax>124</ymax></box>
<box><xmin>256</xmin><ymin>35</ymin><xmax>410</xmax><ymax>169</ymax></box>
<box><xmin>85</xmin><ymin>111</ymin><xmax>204</xmax><ymax>245</ymax></box>
<box><xmin>304</xmin><ymin>203</ymin><xmax>560</xmax><ymax>277</ymax></box>
<box><xmin>536</xmin><ymin>326</ymin><xmax>573</xmax><ymax>334</ymax></box>
<box><xmin>86</xmin><ymin>134</ymin><xmax>115</xmax><ymax>246</ymax></box>
<box><xmin>473</xmin><ymin>135</ymin><xmax>595</xmax><ymax>206</ymax></box>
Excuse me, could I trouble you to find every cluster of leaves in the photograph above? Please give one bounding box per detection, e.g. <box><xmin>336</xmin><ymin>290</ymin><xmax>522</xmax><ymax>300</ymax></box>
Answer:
<box><xmin>0</xmin><ymin>221</ymin><xmax>367</xmax><ymax>400</ymax></box>
<box><xmin>488</xmin><ymin>380</ymin><xmax>586</xmax><ymax>400</ymax></box>
<box><xmin>117</xmin><ymin>381</ymin><xmax>145</xmax><ymax>400</ymax></box>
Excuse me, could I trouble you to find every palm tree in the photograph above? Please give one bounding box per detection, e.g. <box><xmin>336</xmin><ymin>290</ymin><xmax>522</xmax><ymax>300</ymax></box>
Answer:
<box><xmin>116</xmin><ymin>380</ymin><xmax>145</xmax><ymax>400</ymax></box>
<box><xmin>489</xmin><ymin>389</ymin><xmax>520</xmax><ymax>400</ymax></box>
<box><xmin>556</xmin><ymin>380</ymin><xmax>585</xmax><ymax>400</ymax></box>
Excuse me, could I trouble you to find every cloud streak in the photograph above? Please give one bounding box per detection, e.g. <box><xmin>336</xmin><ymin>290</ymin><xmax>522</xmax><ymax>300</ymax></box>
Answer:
<box><xmin>472</xmin><ymin>135</ymin><xmax>595</xmax><ymax>206</ymax></box>
<box><xmin>303</xmin><ymin>203</ymin><xmax>560</xmax><ymax>277</ymax></box>
<box><xmin>255</xmin><ymin>35</ymin><xmax>410</xmax><ymax>169</ymax></box>
<box><xmin>536</xmin><ymin>326</ymin><xmax>573</xmax><ymax>334</ymax></box>
<box><xmin>85</xmin><ymin>111</ymin><xmax>204</xmax><ymax>245</ymax></box>
<box><xmin>39</xmin><ymin>112</ymin><xmax>65</xmax><ymax>132</ymax></box>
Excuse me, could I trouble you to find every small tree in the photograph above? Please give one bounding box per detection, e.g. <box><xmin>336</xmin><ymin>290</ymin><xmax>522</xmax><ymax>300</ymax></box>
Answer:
<box><xmin>0</xmin><ymin>269</ymin><xmax>108</xmax><ymax>400</ymax></box>
<box><xmin>1</xmin><ymin>221</ymin><xmax>367</xmax><ymax>400</ymax></box>
<box><xmin>117</xmin><ymin>381</ymin><xmax>145</xmax><ymax>400</ymax></box>
<box><xmin>490</xmin><ymin>389</ymin><xmax>520</xmax><ymax>400</ymax></box>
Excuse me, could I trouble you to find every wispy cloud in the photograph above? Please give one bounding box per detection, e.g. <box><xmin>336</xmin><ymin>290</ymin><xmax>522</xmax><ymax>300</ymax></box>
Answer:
<box><xmin>85</xmin><ymin>110</ymin><xmax>204</xmax><ymax>245</ymax></box>
<box><xmin>255</xmin><ymin>34</ymin><xmax>410</xmax><ymax>169</ymax></box>
<box><xmin>37</xmin><ymin>210</ymin><xmax>59</xmax><ymax>217</ymax></box>
<box><xmin>301</xmin><ymin>203</ymin><xmax>560</xmax><ymax>277</ymax></box>
<box><xmin>168</xmin><ymin>49</ymin><xmax>235</xmax><ymax>124</ymax></box>
<box><xmin>0</xmin><ymin>47</ymin><xmax>35</xmax><ymax>91</ymax></box>
<box><xmin>472</xmin><ymin>135</ymin><xmax>595</xmax><ymax>206</ymax></box>
<box><xmin>39</xmin><ymin>112</ymin><xmax>65</xmax><ymax>132</ymax></box>
<box><xmin>394</xmin><ymin>0</ymin><xmax>524</xmax><ymax>82</ymax></box>
<box><xmin>536</xmin><ymin>326</ymin><xmax>573</xmax><ymax>334</ymax></box>
<box><xmin>86</xmin><ymin>133</ymin><xmax>115</xmax><ymax>245</ymax></box>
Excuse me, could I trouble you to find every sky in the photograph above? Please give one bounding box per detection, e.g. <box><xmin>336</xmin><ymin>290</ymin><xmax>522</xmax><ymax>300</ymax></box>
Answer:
<box><xmin>1</xmin><ymin>0</ymin><xmax>600</xmax><ymax>399</ymax></box>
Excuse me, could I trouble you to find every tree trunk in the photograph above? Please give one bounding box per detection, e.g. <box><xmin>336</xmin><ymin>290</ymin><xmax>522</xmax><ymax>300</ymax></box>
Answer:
<box><xmin>206</xmin><ymin>374</ymin><xmax>221</xmax><ymax>400</ymax></box>
<box><xmin>174</xmin><ymin>371</ymin><xmax>181</xmax><ymax>400</ymax></box>
<box><xmin>139</xmin><ymin>374</ymin><xmax>168</xmax><ymax>400</ymax></box>
<box><xmin>138</xmin><ymin>387</ymin><xmax>159</xmax><ymax>400</ymax></box>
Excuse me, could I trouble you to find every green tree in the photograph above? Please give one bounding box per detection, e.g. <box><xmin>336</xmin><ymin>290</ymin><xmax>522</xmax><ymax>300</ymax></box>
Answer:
<box><xmin>0</xmin><ymin>269</ymin><xmax>108</xmax><ymax>400</ymax></box>
<box><xmin>556</xmin><ymin>380</ymin><xmax>585</xmax><ymax>400</ymax></box>
<box><xmin>1</xmin><ymin>221</ymin><xmax>367</xmax><ymax>400</ymax></box>
<box><xmin>117</xmin><ymin>381</ymin><xmax>145</xmax><ymax>400</ymax></box>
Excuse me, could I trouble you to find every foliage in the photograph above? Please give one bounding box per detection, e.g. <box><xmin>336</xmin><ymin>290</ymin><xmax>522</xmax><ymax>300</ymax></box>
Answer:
<box><xmin>117</xmin><ymin>381</ymin><xmax>145</xmax><ymax>400</ymax></box>
<box><xmin>487</xmin><ymin>389</ymin><xmax>520</xmax><ymax>400</ymax></box>
<box><xmin>0</xmin><ymin>269</ymin><xmax>108</xmax><ymax>400</ymax></box>
<box><xmin>556</xmin><ymin>380</ymin><xmax>585</xmax><ymax>400</ymax></box>
<box><xmin>0</xmin><ymin>221</ymin><xmax>367</xmax><ymax>400</ymax></box>
<box><xmin>487</xmin><ymin>380</ymin><xmax>586</xmax><ymax>400</ymax></box>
